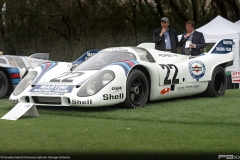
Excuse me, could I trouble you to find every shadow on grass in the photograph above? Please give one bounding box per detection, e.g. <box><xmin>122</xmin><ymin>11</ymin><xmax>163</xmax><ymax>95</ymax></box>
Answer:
<box><xmin>35</xmin><ymin>95</ymin><xmax>206</xmax><ymax>113</ymax></box>
<box><xmin>13</xmin><ymin>97</ymin><xmax>240</xmax><ymax>127</ymax></box>
<box><xmin>36</xmin><ymin>104</ymin><xmax>121</xmax><ymax>112</ymax></box>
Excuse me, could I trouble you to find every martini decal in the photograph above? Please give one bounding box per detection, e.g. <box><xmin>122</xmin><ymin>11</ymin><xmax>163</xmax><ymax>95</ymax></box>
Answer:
<box><xmin>189</xmin><ymin>60</ymin><xmax>206</xmax><ymax>81</ymax></box>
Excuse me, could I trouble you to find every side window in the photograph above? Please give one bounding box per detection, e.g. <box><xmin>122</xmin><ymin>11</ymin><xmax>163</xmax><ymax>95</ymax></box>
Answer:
<box><xmin>132</xmin><ymin>47</ymin><xmax>156</xmax><ymax>62</ymax></box>
<box><xmin>122</xmin><ymin>52</ymin><xmax>136</xmax><ymax>60</ymax></box>
<box><xmin>0</xmin><ymin>58</ymin><xmax>6</xmax><ymax>64</ymax></box>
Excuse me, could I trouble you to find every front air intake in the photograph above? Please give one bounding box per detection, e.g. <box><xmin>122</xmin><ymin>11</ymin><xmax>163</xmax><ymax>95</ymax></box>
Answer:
<box><xmin>32</xmin><ymin>96</ymin><xmax>61</xmax><ymax>105</ymax></box>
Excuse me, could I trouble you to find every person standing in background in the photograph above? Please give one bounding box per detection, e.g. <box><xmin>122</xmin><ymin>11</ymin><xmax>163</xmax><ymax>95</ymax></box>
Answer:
<box><xmin>152</xmin><ymin>17</ymin><xmax>178</xmax><ymax>53</ymax></box>
<box><xmin>179</xmin><ymin>21</ymin><xmax>206</xmax><ymax>56</ymax></box>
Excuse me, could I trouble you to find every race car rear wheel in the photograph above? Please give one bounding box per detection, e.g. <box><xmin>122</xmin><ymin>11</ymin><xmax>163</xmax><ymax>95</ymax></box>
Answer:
<box><xmin>123</xmin><ymin>69</ymin><xmax>149</xmax><ymax>109</ymax></box>
<box><xmin>0</xmin><ymin>70</ymin><xmax>9</xmax><ymax>99</ymax></box>
<box><xmin>203</xmin><ymin>66</ymin><xmax>226</xmax><ymax>97</ymax></box>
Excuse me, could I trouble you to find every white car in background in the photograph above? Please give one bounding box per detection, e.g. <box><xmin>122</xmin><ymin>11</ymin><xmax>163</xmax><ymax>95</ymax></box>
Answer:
<box><xmin>0</xmin><ymin>53</ymin><xmax>50</xmax><ymax>98</ymax></box>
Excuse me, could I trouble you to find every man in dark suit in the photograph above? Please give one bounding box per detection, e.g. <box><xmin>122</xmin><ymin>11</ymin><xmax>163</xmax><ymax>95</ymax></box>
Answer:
<box><xmin>179</xmin><ymin>21</ymin><xmax>206</xmax><ymax>56</ymax></box>
<box><xmin>152</xmin><ymin>17</ymin><xmax>178</xmax><ymax>53</ymax></box>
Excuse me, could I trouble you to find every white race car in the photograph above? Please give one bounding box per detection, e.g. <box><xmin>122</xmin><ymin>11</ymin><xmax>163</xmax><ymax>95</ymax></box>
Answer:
<box><xmin>0</xmin><ymin>53</ymin><xmax>50</xmax><ymax>98</ymax></box>
<box><xmin>9</xmin><ymin>39</ymin><xmax>234</xmax><ymax>109</ymax></box>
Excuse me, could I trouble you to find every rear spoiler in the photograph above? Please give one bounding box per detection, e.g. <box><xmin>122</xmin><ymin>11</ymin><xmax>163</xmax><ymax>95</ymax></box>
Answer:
<box><xmin>29</xmin><ymin>53</ymin><xmax>50</xmax><ymax>60</ymax></box>
<box><xmin>137</xmin><ymin>43</ymin><xmax>155</xmax><ymax>49</ymax></box>
<box><xmin>72</xmin><ymin>49</ymin><xmax>99</xmax><ymax>64</ymax></box>
<box><xmin>208</xmin><ymin>39</ymin><xmax>234</xmax><ymax>54</ymax></box>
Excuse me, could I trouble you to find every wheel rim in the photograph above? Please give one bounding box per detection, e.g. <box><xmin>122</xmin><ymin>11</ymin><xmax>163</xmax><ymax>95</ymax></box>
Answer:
<box><xmin>129</xmin><ymin>76</ymin><xmax>145</xmax><ymax>105</ymax></box>
<box><xmin>214</xmin><ymin>72</ymin><xmax>224</xmax><ymax>94</ymax></box>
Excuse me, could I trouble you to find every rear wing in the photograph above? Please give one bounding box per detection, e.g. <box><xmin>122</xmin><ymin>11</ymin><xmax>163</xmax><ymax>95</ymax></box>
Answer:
<box><xmin>29</xmin><ymin>53</ymin><xmax>50</xmax><ymax>60</ymax></box>
<box><xmin>72</xmin><ymin>49</ymin><xmax>99</xmax><ymax>64</ymax></box>
<box><xmin>137</xmin><ymin>43</ymin><xmax>155</xmax><ymax>49</ymax></box>
<box><xmin>208</xmin><ymin>39</ymin><xmax>234</xmax><ymax>54</ymax></box>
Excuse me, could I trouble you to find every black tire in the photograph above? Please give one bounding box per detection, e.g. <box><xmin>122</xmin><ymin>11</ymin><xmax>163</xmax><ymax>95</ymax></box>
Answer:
<box><xmin>123</xmin><ymin>69</ymin><xmax>149</xmax><ymax>109</ymax></box>
<box><xmin>203</xmin><ymin>66</ymin><xmax>226</xmax><ymax>97</ymax></box>
<box><xmin>0</xmin><ymin>70</ymin><xmax>9</xmax><ymax>99</ymax></box>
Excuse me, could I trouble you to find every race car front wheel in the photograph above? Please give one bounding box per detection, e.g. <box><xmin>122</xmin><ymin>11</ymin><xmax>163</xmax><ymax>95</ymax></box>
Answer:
<box><xmin>0</xmin><ymin>70</ymin><xmax>9</xmax><ymax>99</ymax></box>
<box><xmin>123</xmin><ymin>69</ymin><xmax>149</xmax><ymax>109</ymax></box>
<box><xmin>203</xmin><ymin>66</ymin><xmax>226</xmax><ymax>97</ymax></box>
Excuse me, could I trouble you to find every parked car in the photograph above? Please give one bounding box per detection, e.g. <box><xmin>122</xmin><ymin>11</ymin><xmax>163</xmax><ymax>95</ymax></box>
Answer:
<box><xmin>9</xmin><ymin>39</ymin><xmax>234</xmax><ymax>108</ymax></box>
<box><xmin>0</xmin><ymin>53</ymin><xmax>50</xmax><ymax>98</ymax></box>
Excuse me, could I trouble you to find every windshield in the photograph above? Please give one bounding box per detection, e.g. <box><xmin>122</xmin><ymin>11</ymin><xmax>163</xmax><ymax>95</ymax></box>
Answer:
<box><xmin>74</xmin><ymin>51</ymin><xmax>136</xmax><ymax>70</ymax></box>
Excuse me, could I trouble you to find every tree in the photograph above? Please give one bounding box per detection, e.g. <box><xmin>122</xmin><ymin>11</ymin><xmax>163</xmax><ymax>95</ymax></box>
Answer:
<box><xmin>0</xmin><ymin>0</ymin><xmax>239</xmax><ymax>60</ymax></box>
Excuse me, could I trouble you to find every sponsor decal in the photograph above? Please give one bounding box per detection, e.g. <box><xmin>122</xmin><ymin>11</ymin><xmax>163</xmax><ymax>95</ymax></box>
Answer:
<box><xmin>189</xmin><ymin>60</ymin><xmax>206</xmax><ymax>81</ymax></box>
<box><xmin>72</xmin><ymin>99</ymin><xmax>92</xmax><ymax>104</ymax></box>
<box><xmin>160</xmin><ymin>87</ymin><xmax>170</xmax><ymax>95</ymax></box>
<box><xmin>211</xmin><ymin>39</ymin><xmax>233</xmax><ymax>54</ymax></box>
<box><xmin>103</xmin><ymin>93</ymin><xmax>124</xmax><ymax>100</ymax></box>
<box><xmin>30</xmin><ymin>92</ymin><xmax>65</xmax><ymax>95</ymax></box>
<box><xmin>110</xmin><ymin>86</ymin><xmax>123</xmax><ymax>92</ymax></box>
<box><xmin>215</xmin><ymin>47</ymin><xmax>231</xmax><ymax>52</ymax></box>
<box><xmin>29</xmin><ymin>85</ymin><xmax>74</xmax><ymax>93</ymax></box>
<box><xmin>85</xmin><ymin>52</ymin><xmax>95</xmax><ymax>59</ymax></box>
<box><xmin>158</xmin><ymin>54</ymin><xmax>178</xmax><ymax>57</ymax></box>
<box><xmin>223</xmin><ymin>40</ymin><xmax>233</xmax><ymax>45</ymax></box>
<box><xmin>216</xmin><ymin>40</ymin><xmax>233</xmax><ymax>51</ymax></box>
<box><xmin>177</xmin><ymin>84</ymin><xmax>201</xmax><ymax>91</ymax></box>
<box><xmin>73</xmin><ymin>49</ymin><xmax>99</xmax><ymax>64</ymax></box>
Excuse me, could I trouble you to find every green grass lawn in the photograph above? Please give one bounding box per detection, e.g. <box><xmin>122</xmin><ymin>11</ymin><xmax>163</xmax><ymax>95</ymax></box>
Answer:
<box><xmin>0</xmin><ymin>89</ymin><xmax>240</xmax><ymax>159</ymax></box>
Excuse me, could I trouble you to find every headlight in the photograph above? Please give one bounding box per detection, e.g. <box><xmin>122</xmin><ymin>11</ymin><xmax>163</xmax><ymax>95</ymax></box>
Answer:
<box><xmin>102</xmin><ymin>73</ymin><xmax>114</xmax><ymax>85</ymax></box>
<box><xmin>86</xmin><ymin>84</ymin><xmax>96</xmax><ymax>95</ymax></box>
<box><xmin>13</xmin><ymin>71</ymin><xmax>38</xmax><ymax>96</ymax></box>
<box><xmin>77</xmin><ymin>70</ymin><xmax>115</xmax><ymax>97</ymax></box>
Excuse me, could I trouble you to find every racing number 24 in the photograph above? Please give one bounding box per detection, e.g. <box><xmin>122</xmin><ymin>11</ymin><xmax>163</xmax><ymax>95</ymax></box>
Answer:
<box><xmin>159</xmin><ymin>64</ymin><xmax>179</xmax><ymax>85</ymax></box>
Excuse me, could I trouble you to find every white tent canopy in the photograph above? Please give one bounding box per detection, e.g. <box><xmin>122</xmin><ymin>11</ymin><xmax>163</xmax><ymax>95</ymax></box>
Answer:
<box><xmin>235</xmin><ymin>20</ymin><xmax>240</xmax><ymax>26</ymax></box>
<box><xmin>178</xmin><ymin>15</ymin><xmax>240</xmax><ymax>71</ymax></box>
<box><xmin>196</xmin><ymin>15</ymin><xmax>240</xmax><ymax>43</ymax></box>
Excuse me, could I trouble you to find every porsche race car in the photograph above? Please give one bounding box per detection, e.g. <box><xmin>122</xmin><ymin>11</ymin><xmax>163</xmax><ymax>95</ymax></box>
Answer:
<box><xmin>9</xmin><ymin>39</ymin><xmax>234</xmax><ymax>109</ymax></box>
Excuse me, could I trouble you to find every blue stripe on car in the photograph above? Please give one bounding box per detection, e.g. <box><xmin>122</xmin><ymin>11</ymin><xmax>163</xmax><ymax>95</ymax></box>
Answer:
<box><xmin>32</xmin><ymin>62</ymin><xmax>58</xmax><ymax>85</ymax></box>
<box><xmin>111</xmin><ymin>60</ymin><xmax>138</xmax><ymax>76</ymax></box>
<box><xmin>6</xmin><ymin>67</ymin><xmax>21</xmax><ymax>85</ymax></box>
